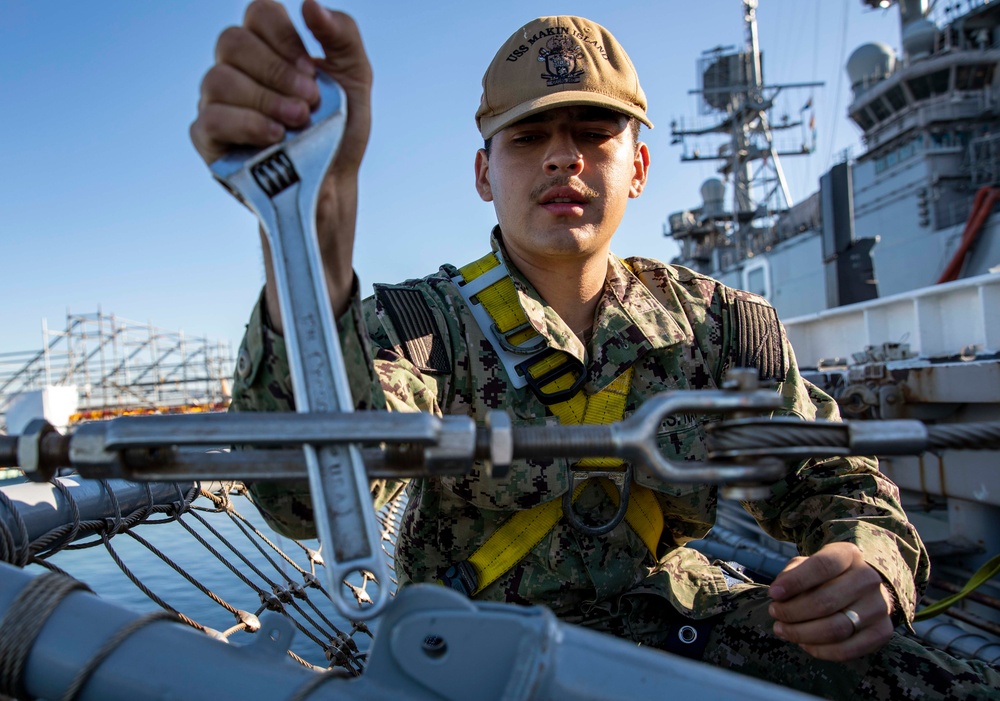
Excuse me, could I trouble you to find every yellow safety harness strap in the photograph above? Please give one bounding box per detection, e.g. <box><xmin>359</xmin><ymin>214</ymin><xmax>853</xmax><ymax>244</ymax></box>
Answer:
<box><xmin>462</xmin><ymin>482</ymin><xmax>588</xmax><ymax>594</ymax></box>
<box><xmin>913</xmin><ymin>553</ymin><xmax>1000</xmax><ymax>621</ymax></box>
<box><xmin>458</xmin><ymin>252</ymin><xmax>538</xmax><ymax>346</ymax></box>
<box><xmin>599</xmin><ymin>480</ymin><xmax>662</xmax><ymax>558</ymax></box>
<box><xmin>438</xmin><ymin>254</ymin><xmax>666</xmax><ymax>596</ymax></box>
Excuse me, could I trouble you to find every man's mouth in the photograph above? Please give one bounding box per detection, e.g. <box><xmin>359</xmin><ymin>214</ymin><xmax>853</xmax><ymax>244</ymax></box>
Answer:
<box><xmin>538</xmin><ymin>186</ymin><xmax>590</xmax><ymax>205</ymax></box>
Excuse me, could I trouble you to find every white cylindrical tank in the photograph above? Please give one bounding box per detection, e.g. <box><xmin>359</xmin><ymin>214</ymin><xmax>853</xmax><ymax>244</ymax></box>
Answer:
<box><xmin>847</xmin><ymin>42</ymin><xmax>896</xmax><ymax>99</ymax></box>
<box><xmin>701</xmin><ymin>178</ymin><xmax>726</xmax><ymax>219</ymax></box>
<box><xmin>902</xmin><ymin>18</ymin><xmax>937</xmax><ymax>60</ymax></box>
<box><xmin>847</xmin><ymin>43</ymin><xmax>896</xmax><ymax>98</ymax></box>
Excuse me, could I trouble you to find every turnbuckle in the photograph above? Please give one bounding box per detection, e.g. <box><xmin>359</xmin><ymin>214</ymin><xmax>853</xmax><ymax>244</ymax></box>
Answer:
<box><xmin>209</xmin><ymin>72</ymin><xmax>391</xmax><ymax>620</ymax></box>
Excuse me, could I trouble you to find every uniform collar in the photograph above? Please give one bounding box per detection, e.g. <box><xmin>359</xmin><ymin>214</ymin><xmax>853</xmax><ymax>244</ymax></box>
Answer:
<box><xmin>489</xmin><ymin>229</ymin><xmax>694</xmax><ymax>389</ymax></box>
<box><xmin>489</xmin><ymin>231</ymin><xmax>588</xmax><ymax>361</ymax></box>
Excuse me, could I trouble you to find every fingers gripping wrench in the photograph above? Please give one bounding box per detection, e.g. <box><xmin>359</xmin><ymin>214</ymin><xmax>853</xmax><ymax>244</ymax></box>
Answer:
<box><xmin>210</xmin><ymin>73</ymin><xmax>390</xmax><ymax>620</ymax></box>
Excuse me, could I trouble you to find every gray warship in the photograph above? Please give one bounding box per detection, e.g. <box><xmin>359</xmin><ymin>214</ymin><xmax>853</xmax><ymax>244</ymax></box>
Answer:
<box><xmin>669</xmin><ymin>0</ymin><xmax>1000</xmax><ymax>669</ymax></box>
<box><xmin>0</xmin><ymin>1</ymin><xmax>998</xmax><ymax>699</ymax></box>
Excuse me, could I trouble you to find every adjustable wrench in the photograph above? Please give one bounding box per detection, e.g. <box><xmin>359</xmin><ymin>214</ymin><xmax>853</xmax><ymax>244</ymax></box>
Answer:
<box><xmin>210</xmin><ymin>73</ymin><xmax>390</xmax><ymax>620</ymax></box>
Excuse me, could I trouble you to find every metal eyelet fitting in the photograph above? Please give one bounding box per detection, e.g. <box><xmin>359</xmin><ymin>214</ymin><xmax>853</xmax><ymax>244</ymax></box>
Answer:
<box><xmin>561</xmin><ymin>465</ymin><xmax>632</xmax><ymax>536</ymax></box>
<box><xmin>678</xmin><ymin>625</ymin><xmax>698</xmax><ymax>644</ymax></box>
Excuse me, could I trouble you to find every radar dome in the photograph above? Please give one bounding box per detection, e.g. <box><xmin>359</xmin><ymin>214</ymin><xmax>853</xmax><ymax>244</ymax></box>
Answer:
<box><xmin>902</xmin><ymin>18</ymin><xmax>937</xmax><ymax>60</ymax></box>
<box><xmin>847</xmin><ymin>43</ymin><xmax>896</xmax><ymax>98</ymax></box>
<box><xmin>701</xmin><ymin>178</ymin><xmax>726</xmax><ymax>218</ymax></box>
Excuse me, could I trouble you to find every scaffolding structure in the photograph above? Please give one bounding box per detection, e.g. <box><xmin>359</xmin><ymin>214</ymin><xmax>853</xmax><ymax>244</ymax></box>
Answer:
<box><xmin>0</xmin><ymin>309</ymin><xmax>233</xmax><ymax>432</ymax></box>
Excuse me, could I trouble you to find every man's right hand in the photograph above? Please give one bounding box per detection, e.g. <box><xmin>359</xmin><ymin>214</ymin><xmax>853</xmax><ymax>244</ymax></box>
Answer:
<box><xmin>190</xmin><ymin>0</ymin><xmax>372</xmax><ymax>327</ymax></box>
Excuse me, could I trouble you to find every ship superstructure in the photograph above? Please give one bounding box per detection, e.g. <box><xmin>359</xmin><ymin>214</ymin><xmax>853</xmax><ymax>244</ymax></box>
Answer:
<box><xmin>0</xmin><ymin>4</ymin><xmax>998</xmax><ymax>699</ymax></box>
<box><xmin>670</xmin><ymin>0</ymin><xmax>1000</xmax><ymax>318</ymax></box>
<box><xmin>669</xmin><ymin>0</ymin><xmax>821</xmax><ymax>301</ymax></box>
<box><xmin>670</xmin><ymin>0</ymin><xmax>1000</xmax><ymax>667</ymax></box>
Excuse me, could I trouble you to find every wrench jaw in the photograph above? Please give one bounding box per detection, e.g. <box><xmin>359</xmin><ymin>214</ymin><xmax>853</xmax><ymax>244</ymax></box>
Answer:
<box><xmin>209</xmin><ymin>72</ymin><xmax>392</xmax><ymax>621</ymax></box>
<box><xmin>209</xmin><ymin>73</ymin><xmax>346</xmax><ymax>193</ymax></box>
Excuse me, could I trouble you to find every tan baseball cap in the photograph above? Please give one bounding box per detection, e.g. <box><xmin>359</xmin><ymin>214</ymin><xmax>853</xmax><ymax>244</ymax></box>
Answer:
<box><xmin>476</xmin><ymin>16</ymin><xmax>653</xmax><ymax>139</ymax></box>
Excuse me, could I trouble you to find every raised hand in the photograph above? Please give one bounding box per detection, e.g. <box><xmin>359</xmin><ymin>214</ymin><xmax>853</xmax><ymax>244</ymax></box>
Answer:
<box><xmin>191</xmin><ymin>0</ymin><xmax>373</xmax><ymax>324</ymax></box>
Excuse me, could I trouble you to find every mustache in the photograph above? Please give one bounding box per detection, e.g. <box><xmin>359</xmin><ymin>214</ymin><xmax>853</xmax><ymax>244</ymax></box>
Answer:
<box><xmin>529</xmin><ymin>176</ymin><xmax>600</xmax><ymax>202</ymax></box>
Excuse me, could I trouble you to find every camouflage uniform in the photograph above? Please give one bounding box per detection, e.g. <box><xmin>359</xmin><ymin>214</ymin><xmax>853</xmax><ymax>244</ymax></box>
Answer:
<box><xmin>232</xmin><ymin>232</ymin><xmax>998</xmax><ymax>699</ymax></box>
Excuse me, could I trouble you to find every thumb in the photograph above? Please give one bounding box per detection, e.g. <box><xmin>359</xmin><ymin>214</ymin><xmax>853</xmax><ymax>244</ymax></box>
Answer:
<box><xmin>301</xmin><ymin>2</ymin><xmax>372</xmax><ymax>88</ymax></box>
<box><xmin>300</xmin><ymin>1</ymin><xmax>371</xmax><ymax>172</ymax></box>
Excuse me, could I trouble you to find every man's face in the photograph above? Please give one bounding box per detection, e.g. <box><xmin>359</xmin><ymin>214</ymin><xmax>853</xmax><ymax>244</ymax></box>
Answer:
<box><xmin>474</xmin><ymin>106</ymin><xmax>649</xmax><ymax>270</ymax></box>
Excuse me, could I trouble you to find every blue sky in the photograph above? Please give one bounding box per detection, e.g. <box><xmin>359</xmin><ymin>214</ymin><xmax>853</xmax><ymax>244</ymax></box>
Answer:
<box><xmin>2</xmin><ymin>1</ymin><xmax>898</xmax><ymax>354</ymax></box>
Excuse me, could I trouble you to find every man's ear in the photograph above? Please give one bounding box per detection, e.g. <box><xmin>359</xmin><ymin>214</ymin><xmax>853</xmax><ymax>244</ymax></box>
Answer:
<box><xmin>629</xmin><ymin>142</ymin><xmax>651</xmax><ymax>198</ymax></box>
<box><xmin>475</xmin><ymin>149</ymin><xmax>493</xmax><ymax>202</ymax></box>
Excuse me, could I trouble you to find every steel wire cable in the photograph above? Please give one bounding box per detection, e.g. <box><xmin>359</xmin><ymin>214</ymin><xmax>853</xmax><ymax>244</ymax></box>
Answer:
<box><xmin>707</xmin><ymin>421</ymin><xmax>1000</xmax><ymax>455</ymax></box>
<box><xmin>226</xmin><ymin>506</ymin><xmax>311</xmax><ymax>575</ymax></box>
<box><xmin>927</xmin><ymin>423</ymin><xmax>1000</xmax><ymax>451</ymax></box>
<box><xmin>29</xmin><ymin>480</ymin><xmax>84</xmax><ymax>560</ymax></box>
<box><xmin>60</xmin><ymin>610</ymin><xmax>179</xmax><ymax>701</ymax></box>
<box><xmin>0</xmin><ymin>481</ymin><xmax>405</xmax><ymax>676</ymax></box>
<box><xmin>219</xmin><ymin>506</ymin><xmax>350</xmax><ymax>639</ymax></box>
<box><xmin>123</xmin><ymin>528</ymin><xmax>243</xmax><ymax>619</ymax></box>
<box><xmin>0</xmin><ymin>572</ymin><xmax>91</xmax><ymax>699</ymax></box>
<box><xmin>0</xmin><ymin>489</ymin><xmax>30</xmax><ymax>566</ymax></box>
<box><xmin>0</xmin><ymin>479</ymin><xmax>403</xmax><ymax>674</ymax></box>
<box><xmin>178</xmin><ymin>509</ymin><xmax>280</xmax><ymax>592</ymax></box>
<box><xmin>100</xmin><ymin>532</ymin><xmax>203</xmax><ymax>630</ymax></box>
<box><xmin>707</xmin><ymin>423</ymin><xmax>846</xmax><ymax>453</ymax></box>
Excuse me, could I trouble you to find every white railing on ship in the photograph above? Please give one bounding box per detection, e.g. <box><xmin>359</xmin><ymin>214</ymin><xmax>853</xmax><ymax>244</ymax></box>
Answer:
<box><xmin>783</xmin><ymin>272</ymin><xmax>1000</xmax><ymax>367</ymax></box>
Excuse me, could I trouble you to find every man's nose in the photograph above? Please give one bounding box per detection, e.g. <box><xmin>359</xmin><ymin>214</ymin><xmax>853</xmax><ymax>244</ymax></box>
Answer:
<box><xmin>544</xmin><ymin>135</ymin><xmax>583</xmax><ymax>174</ymax></box>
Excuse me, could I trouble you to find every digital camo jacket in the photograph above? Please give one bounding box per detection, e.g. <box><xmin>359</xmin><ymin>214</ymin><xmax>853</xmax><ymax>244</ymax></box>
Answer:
<box><xmin>230</xmin><ymin>234</ymin><xmax>929</xmax><ymax>624</ymax></box>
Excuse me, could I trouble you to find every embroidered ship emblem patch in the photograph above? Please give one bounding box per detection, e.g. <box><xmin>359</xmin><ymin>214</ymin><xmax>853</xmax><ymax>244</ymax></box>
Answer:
<box><xmin>538</xmin><ymin>36</ymin><xmax>585</xmax><ymax>86</ymax></box>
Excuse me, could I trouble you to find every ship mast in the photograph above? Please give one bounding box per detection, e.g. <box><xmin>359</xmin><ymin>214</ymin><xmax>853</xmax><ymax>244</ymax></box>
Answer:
<box><xmin>670</xmin><ymin>0</ymin><xmax>822</xmax><ymax>264</ymax></box>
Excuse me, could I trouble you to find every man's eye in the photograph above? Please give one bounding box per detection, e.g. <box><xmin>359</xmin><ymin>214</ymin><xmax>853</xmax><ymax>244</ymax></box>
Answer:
<box><xmin>512</xmin><ymin>134</ymin><xmax>541</xmax><ymax>144</ymax></box>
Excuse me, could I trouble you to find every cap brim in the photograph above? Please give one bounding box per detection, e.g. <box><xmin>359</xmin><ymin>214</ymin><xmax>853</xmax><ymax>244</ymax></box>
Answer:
<box><xmin>479</xmin><ymin>90</ymin><xmax>654</xmax><ymax>139</ymax></box>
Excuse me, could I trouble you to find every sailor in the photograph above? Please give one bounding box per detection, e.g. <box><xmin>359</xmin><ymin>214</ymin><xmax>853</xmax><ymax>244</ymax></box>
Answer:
<box><xmin>190</xmin><ymin>2</ymin><xmax>1000</xmax><ymax>698</ymax></box>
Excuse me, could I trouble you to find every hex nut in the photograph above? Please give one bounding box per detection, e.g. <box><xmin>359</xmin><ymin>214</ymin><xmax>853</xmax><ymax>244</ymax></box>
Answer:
<box><xmin>723</xmin><ymin>368</ymin><xmax>760</xmax><ymax>392</ymax></box>
<box><xmin>486</xmin><ymin>410</ymin><xmax>513</xmax><ymax>478</ymax></box>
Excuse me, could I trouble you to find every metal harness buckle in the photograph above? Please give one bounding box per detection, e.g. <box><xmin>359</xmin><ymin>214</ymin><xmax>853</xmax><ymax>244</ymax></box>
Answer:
<box><xmin>517</xmin><ymin>348</ymin><xmax>587</xmax><ymax>406</ymax></box>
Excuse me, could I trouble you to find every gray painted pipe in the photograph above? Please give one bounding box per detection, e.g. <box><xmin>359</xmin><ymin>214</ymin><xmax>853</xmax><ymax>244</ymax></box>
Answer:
<box><xmin>0</xmin><ymin>563</ymin><xmax>820</xmax><ymax>701</ymax></box>
<box><xmin>0</xmin><ymin>561</ymin><xmax>354</xmax><ymax>701</ymax></box>
<box><xmin>0</xmin><ymin>477</ymin><xmax>195</xmax><ymax>550</ymax></box>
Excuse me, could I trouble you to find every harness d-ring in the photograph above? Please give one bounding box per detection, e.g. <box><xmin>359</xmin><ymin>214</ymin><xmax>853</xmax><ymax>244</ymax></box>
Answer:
<box><xmin>562</xmin><ymin>465</ymin><xmax>632</xmax><ymax>536</ymax></box>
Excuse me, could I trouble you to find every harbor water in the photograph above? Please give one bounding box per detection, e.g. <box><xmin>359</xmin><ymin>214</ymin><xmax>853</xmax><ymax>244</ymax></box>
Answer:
<box><xmin>24</xmin><ymin>490</ymin><xmax>372</xmax><ymax>668</ymax></box>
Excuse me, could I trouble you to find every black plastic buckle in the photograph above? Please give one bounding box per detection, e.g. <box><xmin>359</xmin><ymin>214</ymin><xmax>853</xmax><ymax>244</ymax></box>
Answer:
<box><xmin>516</xmin><ymin>348</ymin><xmax>586</xmax><ymax>406</ymax></box>
<box><xmin>438</xmin><ymin>560</ymin><xmax>478</xmax><ymax>597</ymax></box>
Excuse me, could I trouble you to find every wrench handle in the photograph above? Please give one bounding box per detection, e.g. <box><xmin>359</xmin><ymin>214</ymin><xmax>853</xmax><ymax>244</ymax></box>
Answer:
<box><xmin>211</xmin><ymin>74</ymin><xmax>391</xmax><ymax>620</ymax></box>
<box><xmin>269</xmin><ymin>190</ymin><xmax>391</xmax><ymax>613</ymax></box>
